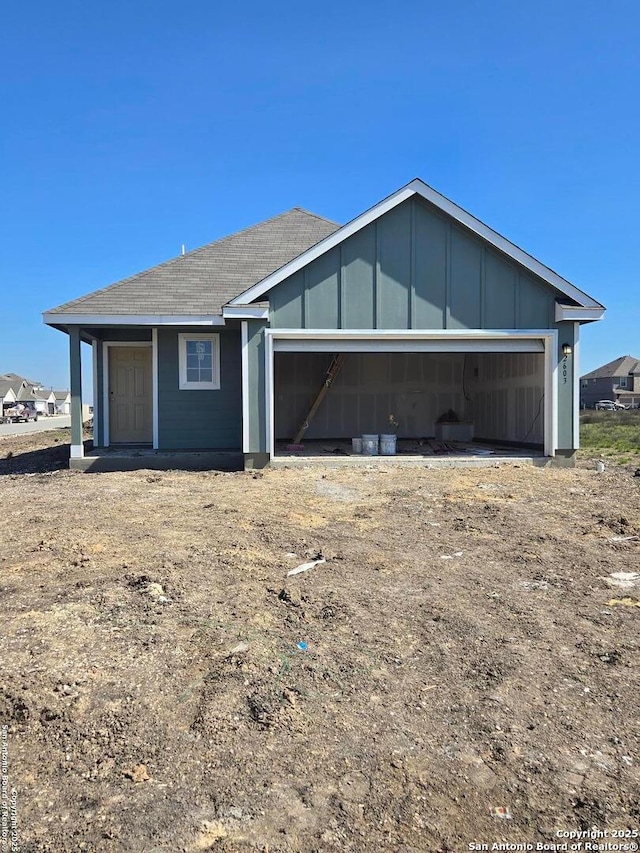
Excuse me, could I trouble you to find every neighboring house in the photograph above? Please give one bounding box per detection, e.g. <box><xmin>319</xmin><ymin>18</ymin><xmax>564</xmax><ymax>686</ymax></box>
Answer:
<box><xmin>0</xmin><ymin>373</ymin><xmax>44</xmax><ymax>391</ymax></box>
<box><xmin>17</xmin><ymin>385</ymin><xmax>56</xmax><ymax>415</ymax></box>
<box><xmin>53</xmin><ymin>390</ymin><xmax>71</xmax><ymax>415</ymax></box>
<box><xmin>1</xmin><ymin>375</ymin><xmax>69</xmax><ymax>415</ymax></box>
<box><xmin>43</xmin><ymin>178</ymin><xmax>605</xmax><ymax>471</ymax></box>
<box><xmin>580</xmin><ymin>355</ymin><xmax>640</xmax><ymax>408</ymax></box>
<box><xmin>0</xmin><ymin>380</ymin><xmax>18</xmax><ymax>413</ymax></box>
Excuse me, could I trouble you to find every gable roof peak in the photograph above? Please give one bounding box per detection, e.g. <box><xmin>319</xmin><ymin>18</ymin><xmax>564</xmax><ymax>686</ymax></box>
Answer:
<box><xmin>230</xmin><ymin>177</ymin><xmax>604</xmax><ymax>312</ymax></box>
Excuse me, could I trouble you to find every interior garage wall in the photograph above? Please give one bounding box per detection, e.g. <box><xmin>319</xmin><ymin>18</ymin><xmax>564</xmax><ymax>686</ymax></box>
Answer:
<box><xmin>467</xmin><ymin>352</ymin><xmax>544</xmax><ymax>446</ymax></box>
<box><xmin>275</xmin><ymin>352</ymin><xmax>469</xmax><ymax>440</ymax></box>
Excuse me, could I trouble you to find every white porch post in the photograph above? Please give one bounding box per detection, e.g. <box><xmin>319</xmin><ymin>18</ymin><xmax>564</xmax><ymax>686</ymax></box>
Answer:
<box><xmin>69</xmin><ymin>326</ymin><xmax>84</xmax><ymax>458</ymax></box>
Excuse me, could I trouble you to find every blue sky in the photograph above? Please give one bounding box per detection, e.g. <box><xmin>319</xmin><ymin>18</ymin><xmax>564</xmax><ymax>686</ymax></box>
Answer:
<box><xmin>2</xmin><ymin>0</ymin><xmax>638</xmax><ymax>390</ymax></box>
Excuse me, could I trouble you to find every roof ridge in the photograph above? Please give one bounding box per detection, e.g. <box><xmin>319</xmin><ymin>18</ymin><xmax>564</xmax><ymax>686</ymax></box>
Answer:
<box><xmin>47</xmin><ymin>208</ymin><xmax>333</xmax><ymax>314</ymax></box>
<box><xmin>291</xmin><ymin>207</ymin><xmax>341</xmax><ymax>227</ymax></box>
<box><xmin>581</xmin><ymin>354</ymin><xmax>640</xmax><ymax>378</ymax></box>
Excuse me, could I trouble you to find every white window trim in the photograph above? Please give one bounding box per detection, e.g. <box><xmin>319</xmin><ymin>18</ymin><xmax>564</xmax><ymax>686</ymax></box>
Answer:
<box><xmin>178</xmin><ymin>333</ymin><xmax>220</xmax><ymax>391</ymax></box>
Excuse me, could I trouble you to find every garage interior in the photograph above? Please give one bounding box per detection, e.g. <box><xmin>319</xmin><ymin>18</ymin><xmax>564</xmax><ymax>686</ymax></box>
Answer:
<box><xmin>274</xmin><ymin>350</ymin><xmax>545</xmax><ymax>458</ymax></box>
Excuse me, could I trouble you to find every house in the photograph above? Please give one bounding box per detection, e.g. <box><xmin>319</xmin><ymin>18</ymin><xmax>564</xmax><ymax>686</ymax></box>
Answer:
<box><xmin>0</xmin><ymin>380</ymin><xmax>18</xmax><ymax>414</ymax></box>
<box><xmin>43</xmin><ymin>179</ymin><xmax>605</xmax><ymax>471</ymax></box>
<box><xmin>580</xmin><ymin>356</ymin><xmax>640</xmax><ymax>408</ymax></box>
<box><xmin>0</xmin><ymin>373</ymin><xmax>44</xmax><ymax>389</ymax></box>
<box><xmin>17</xmin><ymin>385</ymin><xmax>56</xmax><ymax>416</ymax></box>
<box><xmin>53</xmin><ymin>390</ymin><xmax>71</xmax><ymax>415</ymax></box>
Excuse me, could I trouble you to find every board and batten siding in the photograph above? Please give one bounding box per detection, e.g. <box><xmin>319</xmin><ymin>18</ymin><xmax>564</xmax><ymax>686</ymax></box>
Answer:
<box><xmin>157</xmin><ymin>327</ymin><xmax>242</xmax><ymax>450</ymax></box>
<box><xmin>269</xmin><ymin>197</ymin><xmax>558</xmax><ymax>332</ymax></box>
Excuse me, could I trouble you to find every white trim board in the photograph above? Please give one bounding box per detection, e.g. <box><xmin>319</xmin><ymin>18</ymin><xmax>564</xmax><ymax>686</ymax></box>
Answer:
<box><xmin>44</xmin><ymin>313</ymin><xmax>226</xmax><ymax>327</ymax></box>
<box><xmin>264</xmin><ymin>329</ymin><xmax>559</xmax><ymax>460</ymax></box>
<box><xmin>555</xmin><ymin>304</ymin><xmax>605</xmax><ymax>322</ymax></box>
<box><xmin>101</xmin><ymin>341</ymin><xmax>155</xmax><ymax>448</ymax></box>
<box><xmin>231</xmin><ymin>179</ymin><xmax>604</xmax><ymax>311</ymax></box>
<box><xmin>274</xmin><ymin>339</ymin><xmax>544</xmax><ymax>353</ymax></box>
<box><xmin>223</xmin><ymin>304</ymin><xmax>269</xmax><ymax>320</ymax></box>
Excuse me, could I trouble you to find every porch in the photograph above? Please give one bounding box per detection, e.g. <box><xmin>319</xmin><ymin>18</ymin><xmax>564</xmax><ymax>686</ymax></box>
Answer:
<box><xmin>70</xmin><ymin>445</ymin><xmax>243</xmax><ymax>473</ymax></box>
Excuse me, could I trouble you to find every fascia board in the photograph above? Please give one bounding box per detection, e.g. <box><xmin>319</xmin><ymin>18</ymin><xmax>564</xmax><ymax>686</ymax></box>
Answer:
<box><xmin>43</xmin><ymin>313</ymin><xmax>226</xmax><ymax>327</ymax></box>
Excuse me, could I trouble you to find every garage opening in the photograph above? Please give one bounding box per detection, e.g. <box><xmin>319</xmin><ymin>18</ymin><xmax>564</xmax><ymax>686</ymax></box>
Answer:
<box><xmin>273</xmin><ymin>350</ymin><xmax>546</xmax><ymax>459</ymax></box>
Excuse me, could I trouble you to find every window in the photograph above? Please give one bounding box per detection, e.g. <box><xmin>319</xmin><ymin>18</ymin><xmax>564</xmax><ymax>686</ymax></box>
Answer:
<box><xmin>178</xmin><ymin>334</ymin><xmax>220</xmax><ymax>390</ymax></box>
<box><xmin>618</xmin><ymin>376</ymin><xmax>628</xmax><ymax>388</ymax></box>
<box><xmin>581</xmin><ymin>379</ymin><xmax>588</xmax><ymax>388</ymax></box>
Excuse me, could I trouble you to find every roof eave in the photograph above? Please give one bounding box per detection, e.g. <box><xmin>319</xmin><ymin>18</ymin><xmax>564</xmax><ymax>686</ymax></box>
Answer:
<box><xmin>43</xmin><ymin>312</ymin><xmax>226</xmax><ymax>328</ymax></box>
<box><xmin>554</xmin><ymin>304</ymin><xmax>606</xmax><ymax>323</ymax></box>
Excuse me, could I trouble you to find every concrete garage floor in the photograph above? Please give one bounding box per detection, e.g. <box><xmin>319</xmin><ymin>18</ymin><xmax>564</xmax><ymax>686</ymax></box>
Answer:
<box><xmin>272</xmin><ymin>438</ymin><xmax>546</xmax><ymax>468</ymax></box>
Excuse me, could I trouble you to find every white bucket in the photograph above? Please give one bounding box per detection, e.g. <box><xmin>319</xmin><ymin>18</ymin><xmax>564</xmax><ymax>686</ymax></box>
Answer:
<box><xmin>351</xmin><ymin>437</ymin><xmax>363</xmax><ymax>454</ymax></box>
<box><xmin>361</xmin><ymin>434</ymin><xmax>379</xmax><ymax>456</ymax></box>
<box><xmin>379</xmin><ymin>434</ymin><xmax>397</xmax><ymax>456</ymax></box>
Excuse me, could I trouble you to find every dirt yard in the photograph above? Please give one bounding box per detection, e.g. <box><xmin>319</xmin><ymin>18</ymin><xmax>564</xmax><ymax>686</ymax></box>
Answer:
<box><xmin>1</xmin><ymin>430</ymin><xmax>639</xmax><ymax>852</ymax></box>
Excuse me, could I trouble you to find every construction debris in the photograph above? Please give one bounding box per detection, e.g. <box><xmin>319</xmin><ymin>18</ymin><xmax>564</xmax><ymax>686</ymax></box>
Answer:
<box><xmin>287</xmin><ymin>556</ymin><xmax>326</xmax><ymax>577</ymax></box>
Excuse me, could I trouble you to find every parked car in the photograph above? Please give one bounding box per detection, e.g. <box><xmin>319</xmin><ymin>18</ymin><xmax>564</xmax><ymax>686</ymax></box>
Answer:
<box><xmin>594</xmin><ymin>400</ymin><xmax>626</xmax><ymax>411</ymax></box>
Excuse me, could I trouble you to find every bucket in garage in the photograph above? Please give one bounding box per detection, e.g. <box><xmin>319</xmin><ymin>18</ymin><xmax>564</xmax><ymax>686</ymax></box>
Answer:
<box><xmin>379</xmin><ymin>434</ymin><xmax>397</xmax><ymax>456</ymax></box>
<box><xmin>361</xmin><ymin>434</ymin><xmax>379</xmax><ymax>456</ymax></box>
<box><xmin>351</xmin><ymin>437</ymin><xmax>363</xmax><ymax>454</ymax></box>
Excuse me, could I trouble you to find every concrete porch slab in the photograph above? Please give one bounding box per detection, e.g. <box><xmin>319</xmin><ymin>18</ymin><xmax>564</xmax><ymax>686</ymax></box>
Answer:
<box><xmin>71</xmin><ymin>448</ymin><xmax>243</xmax><ymax>473</ymax></box>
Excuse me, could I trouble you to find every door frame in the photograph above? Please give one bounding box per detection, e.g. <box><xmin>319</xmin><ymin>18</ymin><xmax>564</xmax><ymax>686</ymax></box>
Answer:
<box><xmin>102</xmin><ymin>340</ymin><xmax>158</xmax><ymax>448</ymax></box>
<box><xmin>263</xmin><ymin>329</ymin><xmax>559</xmax><ymax>459</ymax></box>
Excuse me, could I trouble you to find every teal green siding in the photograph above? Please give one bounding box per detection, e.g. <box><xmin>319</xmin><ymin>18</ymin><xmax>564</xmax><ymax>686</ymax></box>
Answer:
<box><xmin>157</xmin><ymin>327</ymin><xmax>241</xmax><ymax>450</ymax></box>
<box><xmin>69</xmin><ymin>327</ymin><xmax>83</xmax><ymax>448</ymax></box>
<box><xmin>377</xmin><ymin>202</ymin><xmax>412</xmax><ymax>329</ymax></box>
<box><xmin>341</xmin><ymin>225</ymin><xmax>376</xmax><ymax>328</ymax></box>
<box><xmin>305</xmin><ymin>248</ymin><xmax>340</xmax><ymax>329</ymax></box>
<box><xmin>518</xmin><ymin>275</ymin><xmax>554</xmax><ymax>329</ymax></box>
<box><xmin>269</xmin><ymin>197</ymin><xmax>559</xmax><ymax>331</ymax></box>
<box><xmin>484</xmin><ymin>253</ymin><xmax>517</xmax><ymax>328</ymax></box>
<box><xmin>414</xmin><ymin>203</ymin><xmax>447</xmax><ymax>328</ymax></box>
<box><xmin>448</xmin><ymin>228</ymin><xmax>482</xmax><ymax>329</ymax></box>
<box><xmin>269</xmin><ymin>271</ymin><xmax>304</xmax><ymax>328</ymax></box>
<box><xmin>246</xmin><ymin>319</ymin><xmax>267</xmax><ymax>453</ymax></box>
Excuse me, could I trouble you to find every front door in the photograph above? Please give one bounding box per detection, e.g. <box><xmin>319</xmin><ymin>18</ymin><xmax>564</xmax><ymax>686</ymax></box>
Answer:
<box><xmin>108</xmin><ymin>347</ymin><xmax>153</xmax><ymax>444</ymax></box>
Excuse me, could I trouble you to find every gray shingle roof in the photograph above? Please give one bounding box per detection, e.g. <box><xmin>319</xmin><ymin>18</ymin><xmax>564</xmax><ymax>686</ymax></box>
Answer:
<box><xmin>581</xmin><ymin>355</ymin><xmax>640</xmax><ymax>379</ymax></box>
<box><xmin>0</xmin><ymin>380</ymin><xmax>17</xmax><ymax>399</ymax></box>
<box><xmin>46</xmin><ymin>208</ymin><xmax>340</xmax><ymax>317</ymax></box>
<box><xmin>0</xmin><ymin>372</ymin><xmax>42</xmax><ymax>388</ymax></box>
<box><xmin>17</xmin><ymin>386</ymin><xmax>54</xmax><ymax>402</ymax></box>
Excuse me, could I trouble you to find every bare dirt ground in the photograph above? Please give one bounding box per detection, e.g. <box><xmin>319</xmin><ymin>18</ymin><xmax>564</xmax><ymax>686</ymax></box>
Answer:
<box><xmin>1</xmin><ymin>430</ymin><xmax>639</xmax><ymax>852</ymax></box>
